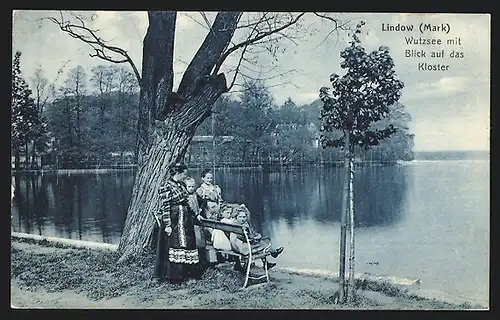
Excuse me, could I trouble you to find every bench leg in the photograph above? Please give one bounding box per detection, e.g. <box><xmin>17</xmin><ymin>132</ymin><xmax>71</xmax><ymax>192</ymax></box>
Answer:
<box><xmin>263</xmin><ymin>258</ymin><xmax>269</xmax><ymax>283</ymax></box>
<box><xmin>243</xmin><ymin>258</ymin><xmax>251</xmax><ymax>288</ymax></box>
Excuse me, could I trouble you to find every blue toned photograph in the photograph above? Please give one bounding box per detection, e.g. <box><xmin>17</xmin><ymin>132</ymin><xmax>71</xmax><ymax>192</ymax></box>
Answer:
<box><xmin>11</xmin><ymin>11</ymin><xmax>489</xmax><ymax>310</ymax></box>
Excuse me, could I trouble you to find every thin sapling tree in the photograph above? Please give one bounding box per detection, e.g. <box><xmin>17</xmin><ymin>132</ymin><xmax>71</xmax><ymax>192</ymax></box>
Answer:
<box><xmin>319</xmin><ymin>22</ymin><xmax>405</xmax><ymax>303</ymax></box>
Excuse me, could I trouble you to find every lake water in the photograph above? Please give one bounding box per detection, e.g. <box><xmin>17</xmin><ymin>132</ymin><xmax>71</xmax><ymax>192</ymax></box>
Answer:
<box><xmin>11</xmin><ymin>161</ymin><xmax>489</xmax><ymax>305</ymax></box>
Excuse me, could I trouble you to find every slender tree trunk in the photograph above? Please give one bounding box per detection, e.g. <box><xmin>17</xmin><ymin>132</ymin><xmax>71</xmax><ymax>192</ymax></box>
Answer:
<box><xmin>25</xmin><ymin>143</ymin><xmax>29</xmax><ymax>169</ymax></box>
<box><xmin>15</xmin><ymin>149</ymin><xmax>20</xmax><ymax>172</ymax></box>
<box><xmin>31</xmin><ymin>139</ymin><xmax>37</xmax><ymax>167</ymax></box>
<box><xmin>347</xmin><ymin>143</ymin><xmax>356</xmax><ymax>302</ymax></box>
<box><xmin>212</xmin><ymin>115</ymin><xmax>216</xmax><ymax>180</ymax></box>
<box><xmin>76</xmin><ymin>100</ymin><xmax>81</xmax><ymax>149</ymax></box>
<box><xmin>67</xmin><ymin>99</ymin><xmax>73</xmax><ymax>147</ymax></box>
<box><xmin>242</xmin><ymin>147</ymin><xmax>247</xmax><ymax>165</ymax></box>
<box><xmin>338</xmin><ymin>130</ymin><xmax>350</xmax><ymax>303</ymax></box>
<box><xmin>98</xmin><ymin>95</ymin><xmax>105</xmax><ymax>166</ymax></box>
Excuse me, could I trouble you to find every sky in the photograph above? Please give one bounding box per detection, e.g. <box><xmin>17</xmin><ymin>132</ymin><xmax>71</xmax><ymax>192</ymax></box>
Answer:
<box><xmin>12</xmin><ymin>11</ymin><xmax>490</xmax><ymax>152</ymax></box>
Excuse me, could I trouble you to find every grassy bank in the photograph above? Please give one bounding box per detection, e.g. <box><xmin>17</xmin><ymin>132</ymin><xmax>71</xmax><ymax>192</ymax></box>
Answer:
<box><xmin>10</xmin><ymin>238</ymin><xmax>481</xmax><ymax>309</ymax></box>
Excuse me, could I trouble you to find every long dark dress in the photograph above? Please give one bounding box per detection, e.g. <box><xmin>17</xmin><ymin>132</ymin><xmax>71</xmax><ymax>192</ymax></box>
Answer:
<box><xmin>154</xmin><ymin>178</ymin><xmax>200</xmax><ymax>283</ymax></box>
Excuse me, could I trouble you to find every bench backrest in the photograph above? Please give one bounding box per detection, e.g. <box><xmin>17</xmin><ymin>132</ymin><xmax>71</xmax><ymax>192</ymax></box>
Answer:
<box><xmin>199</xmin><ymin>217</ymin><xmax>248</xmax><ymax>237</ymax></box>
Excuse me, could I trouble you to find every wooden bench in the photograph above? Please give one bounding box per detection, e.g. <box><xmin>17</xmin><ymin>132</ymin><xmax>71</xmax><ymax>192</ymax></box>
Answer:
<box><xmin>199</xmin><ymin>217</ymin><xmax>273</xmax><ymax>288</ymax></box>
<box><xmin>152</xmin><ymin>214</ymin><xmax>272</xmax><ymax>288</ymax></box>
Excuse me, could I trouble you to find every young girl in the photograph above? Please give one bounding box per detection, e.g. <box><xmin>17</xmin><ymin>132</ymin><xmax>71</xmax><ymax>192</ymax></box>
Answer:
<box><xmin>211</xmin><ymin>206</ymin><xmax>234</xmax><ymax>251</ymax></box>
<box><xmin>196</xmin><ymin>169</ymin><xmax>223</xmax><ymax>219</ymax></box>
<box><xmin>185</xmin><ymin>177</ymin><xmax>203</xmax><ymax>246</ymax></box>
<box><xmin>185</xmin><ymin>176</ymin><xmax>211</xmax><ymax>271</ymax></box>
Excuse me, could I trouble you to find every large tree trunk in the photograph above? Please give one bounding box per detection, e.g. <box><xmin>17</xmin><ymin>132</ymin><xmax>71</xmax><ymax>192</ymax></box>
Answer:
<box><xmin>118</xmin><ymin>95</ymin><xmax>224</xmax><ymax>261</ymax></box>
<box><xmin>116</xmin><ymin>12</ymin><xmax>242</xmax><ymax>262</ymax></box>
<box><xmin>118</xmin><ymin>122</ymin><xmax>194</xmax><ymax>260</ymax></box>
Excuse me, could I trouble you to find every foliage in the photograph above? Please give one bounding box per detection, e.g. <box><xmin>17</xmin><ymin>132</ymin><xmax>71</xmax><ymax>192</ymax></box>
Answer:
<box><xmin>270</xmin><ymin>98</ymin><xmax>318</xmax><ymax>163</ymax></box>
<box><xmin>194</xmin><ymin>83</ymin><xmax>321</xmax><ymax>165</ymax></box>
<box><xmin>11</xmin><ymin>51</ymin><xmax>44</xmax><ymax>166</ymax></box>
<box><xmin>30</xmin><ymin>66</ymin><xmax>52</xmax><ymax>156</ymax></box>
<box><xmin>16</xmin><ymin>57</ymin><xmax>412</xmax><ymax>169</ymax></box>
<box><xmin>43</xmin><ymin>64</ymin><xmax>139</xmax><ymax>168</ymax></box>
<box><xmin>233</xmin><ymin>80</ymin><xmax>276</xmax><ymax>163</ymax></box>
<box><xmin>319</xmin><ymin>23</ymin><xmax>405</xmax><ymax>151</ymax></box>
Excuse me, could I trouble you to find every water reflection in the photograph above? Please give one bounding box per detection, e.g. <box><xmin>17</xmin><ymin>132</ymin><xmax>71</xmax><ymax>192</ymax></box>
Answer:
<box><xmin>12</xmin><ymin>167</ymin><xmax>408</xmax><ymax>243</ymax></box>
<box><xmin>13</xmin><ymin>168</ymin><xmax>407</xmax><ymax>240</ymax></box>
<box><xmin>12</xmin><ymin>171</ymin><xmax>133</xmax><ymax>244</ymax></box>
<box><xmin>215</xmin><ymin>166</ymin><xmax>408</xmax><ymax>232</ymax></box>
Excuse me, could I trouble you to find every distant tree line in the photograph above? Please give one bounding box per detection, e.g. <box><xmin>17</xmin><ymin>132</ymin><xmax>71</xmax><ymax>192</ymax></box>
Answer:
<box><xmin>11</xmin><ymin>51</ymin><xmax>139</xmax><ymax>170</ymax></box>
<box><xmin>11</xmin><ymin>51</ymin><xmax>414</xmax><ymax>170</ymax></box>
<box><xmin>192</xmin><ymin>80</ymin><xmax>415</xmax><ymax>166</ymax></box>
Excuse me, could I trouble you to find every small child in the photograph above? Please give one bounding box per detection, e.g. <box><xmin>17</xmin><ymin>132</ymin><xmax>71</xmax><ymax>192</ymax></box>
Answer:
<box><xmin>185</xmin><ymin>177</ymin><xmax>201</xmax><ymax>214</ymax></box>
<box><xmin>184</xmin><ymin>177</ymin><xmax>204</xmax><ymax>247</ymax></box>
<box><xmin>211</xmin><ymin>206</ymin><xmax>234</xmax><ymax>251</ymax></box>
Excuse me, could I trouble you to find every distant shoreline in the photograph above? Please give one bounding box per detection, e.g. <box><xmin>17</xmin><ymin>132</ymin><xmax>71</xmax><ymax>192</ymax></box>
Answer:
<box><xmin>413</xmin><ymin>150</ymin><xmax>489</xmax><ymax>161</ymax></box>
<box><xmin>10</xmin><ymin>158</ymin><xmax>490</xmax><ymax>174</ymax></box>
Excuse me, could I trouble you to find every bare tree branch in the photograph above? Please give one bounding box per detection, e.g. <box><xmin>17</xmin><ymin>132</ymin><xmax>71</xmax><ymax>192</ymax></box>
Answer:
<box><xmin>217</xmin><ymin>12</ymin><xmax>269</xmax><ymax>90</ymax></box>
<box><xmin>239</xmin><ymin>68</ymin><xmax>298</xmax><ymax>82</ymax></box>
<box><xmin>44</xmin><ymin>11</ymin><xmax>142</xmax><ymax>85</ymax></box>
<box><xmin>213</xmin><ymin>13</ymin><xmax>306</xmax><ymax>75</ymax></box>
<box><xmin>177</xmin><ymin>12</ymin><xmax>242</xmax><ymax>96</ymax></box>
<box><xmin>310</xmin><ymin>16</ymin><xmax>353</xmax><ymax>50</ymax></box>
<box><xmin>276</xmin><ymin>31</ymin><xmax>300</xmax><ymax>46</ymax></box>
<box><xmin>227</xmin><ymin>44</ymin><xmax>249</xmax><ymax>92</ymax></box>
<box><xmin>312</xmin><ymin>12</ymin><xmax>340</xmax><ymax>28</ymax></box>
<box><xmin>239</xmin><ymin>59</ymin><xmax>279</xmax><ymax>75</ymax></box>
<box><xmin>89</xmin><ymin>48</ymin><xmax>128</xmax><ymax>63</ymax></box>
<box><xmin>180</xmin><ymin>12</ymin><xmax>210</xmax><ymax>30</ymax></box>
<box><xmin>199</xmin><ymin>12</ymin><xmax>212</xmax><ymax>29</ymax></box>
<box><xmin>234</xmin><ymin>13</ymin><xmax>273</xmax><ymax>29</ymax></box>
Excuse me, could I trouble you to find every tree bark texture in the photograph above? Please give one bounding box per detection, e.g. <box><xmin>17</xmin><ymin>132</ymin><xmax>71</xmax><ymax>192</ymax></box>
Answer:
<box><xmin>117</xmin><ymin>12</ymin><xmax>242</xmax><ymax>262</ymax></box>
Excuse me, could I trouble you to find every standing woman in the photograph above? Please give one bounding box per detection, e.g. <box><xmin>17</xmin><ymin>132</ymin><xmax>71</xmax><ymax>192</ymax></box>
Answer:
<box><xmin>155</xmin><ymin>163</ymin><xmax>201</xmax><ymax>284</ymax></box>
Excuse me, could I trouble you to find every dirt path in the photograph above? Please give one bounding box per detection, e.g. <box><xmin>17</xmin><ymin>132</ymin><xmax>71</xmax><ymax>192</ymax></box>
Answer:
<box><xmin>10</xmin><ymin>241</ymin><xmax>483</xmax><ymax>310</ymax></box>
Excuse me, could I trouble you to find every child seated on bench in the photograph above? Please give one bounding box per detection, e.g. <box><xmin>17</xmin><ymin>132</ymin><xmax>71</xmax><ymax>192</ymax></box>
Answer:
<box><xmin>224</xmin><ymin>204</ymin><xmax>284</xmax><ymax>272</ymax></box>
<box><xmin>211</xmin><ymin>205</ymin><xmax>234</xmax><ymax>251</ymax></box>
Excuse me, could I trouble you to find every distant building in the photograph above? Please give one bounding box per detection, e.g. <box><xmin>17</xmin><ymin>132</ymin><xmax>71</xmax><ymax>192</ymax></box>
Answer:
<box><xmin>187</xmin><ymin>135</ymin><xmax>235</xmax><ymax>165</ymax></box>
<box><xmin>306</xmin><ymin>123</ymin><xmax>320</xmax><ymax>148</ymax></box>
<box><xmin>191</xmin><ymin>135</ymin><xmax>234</xmax><ymax>143</ymax></box>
